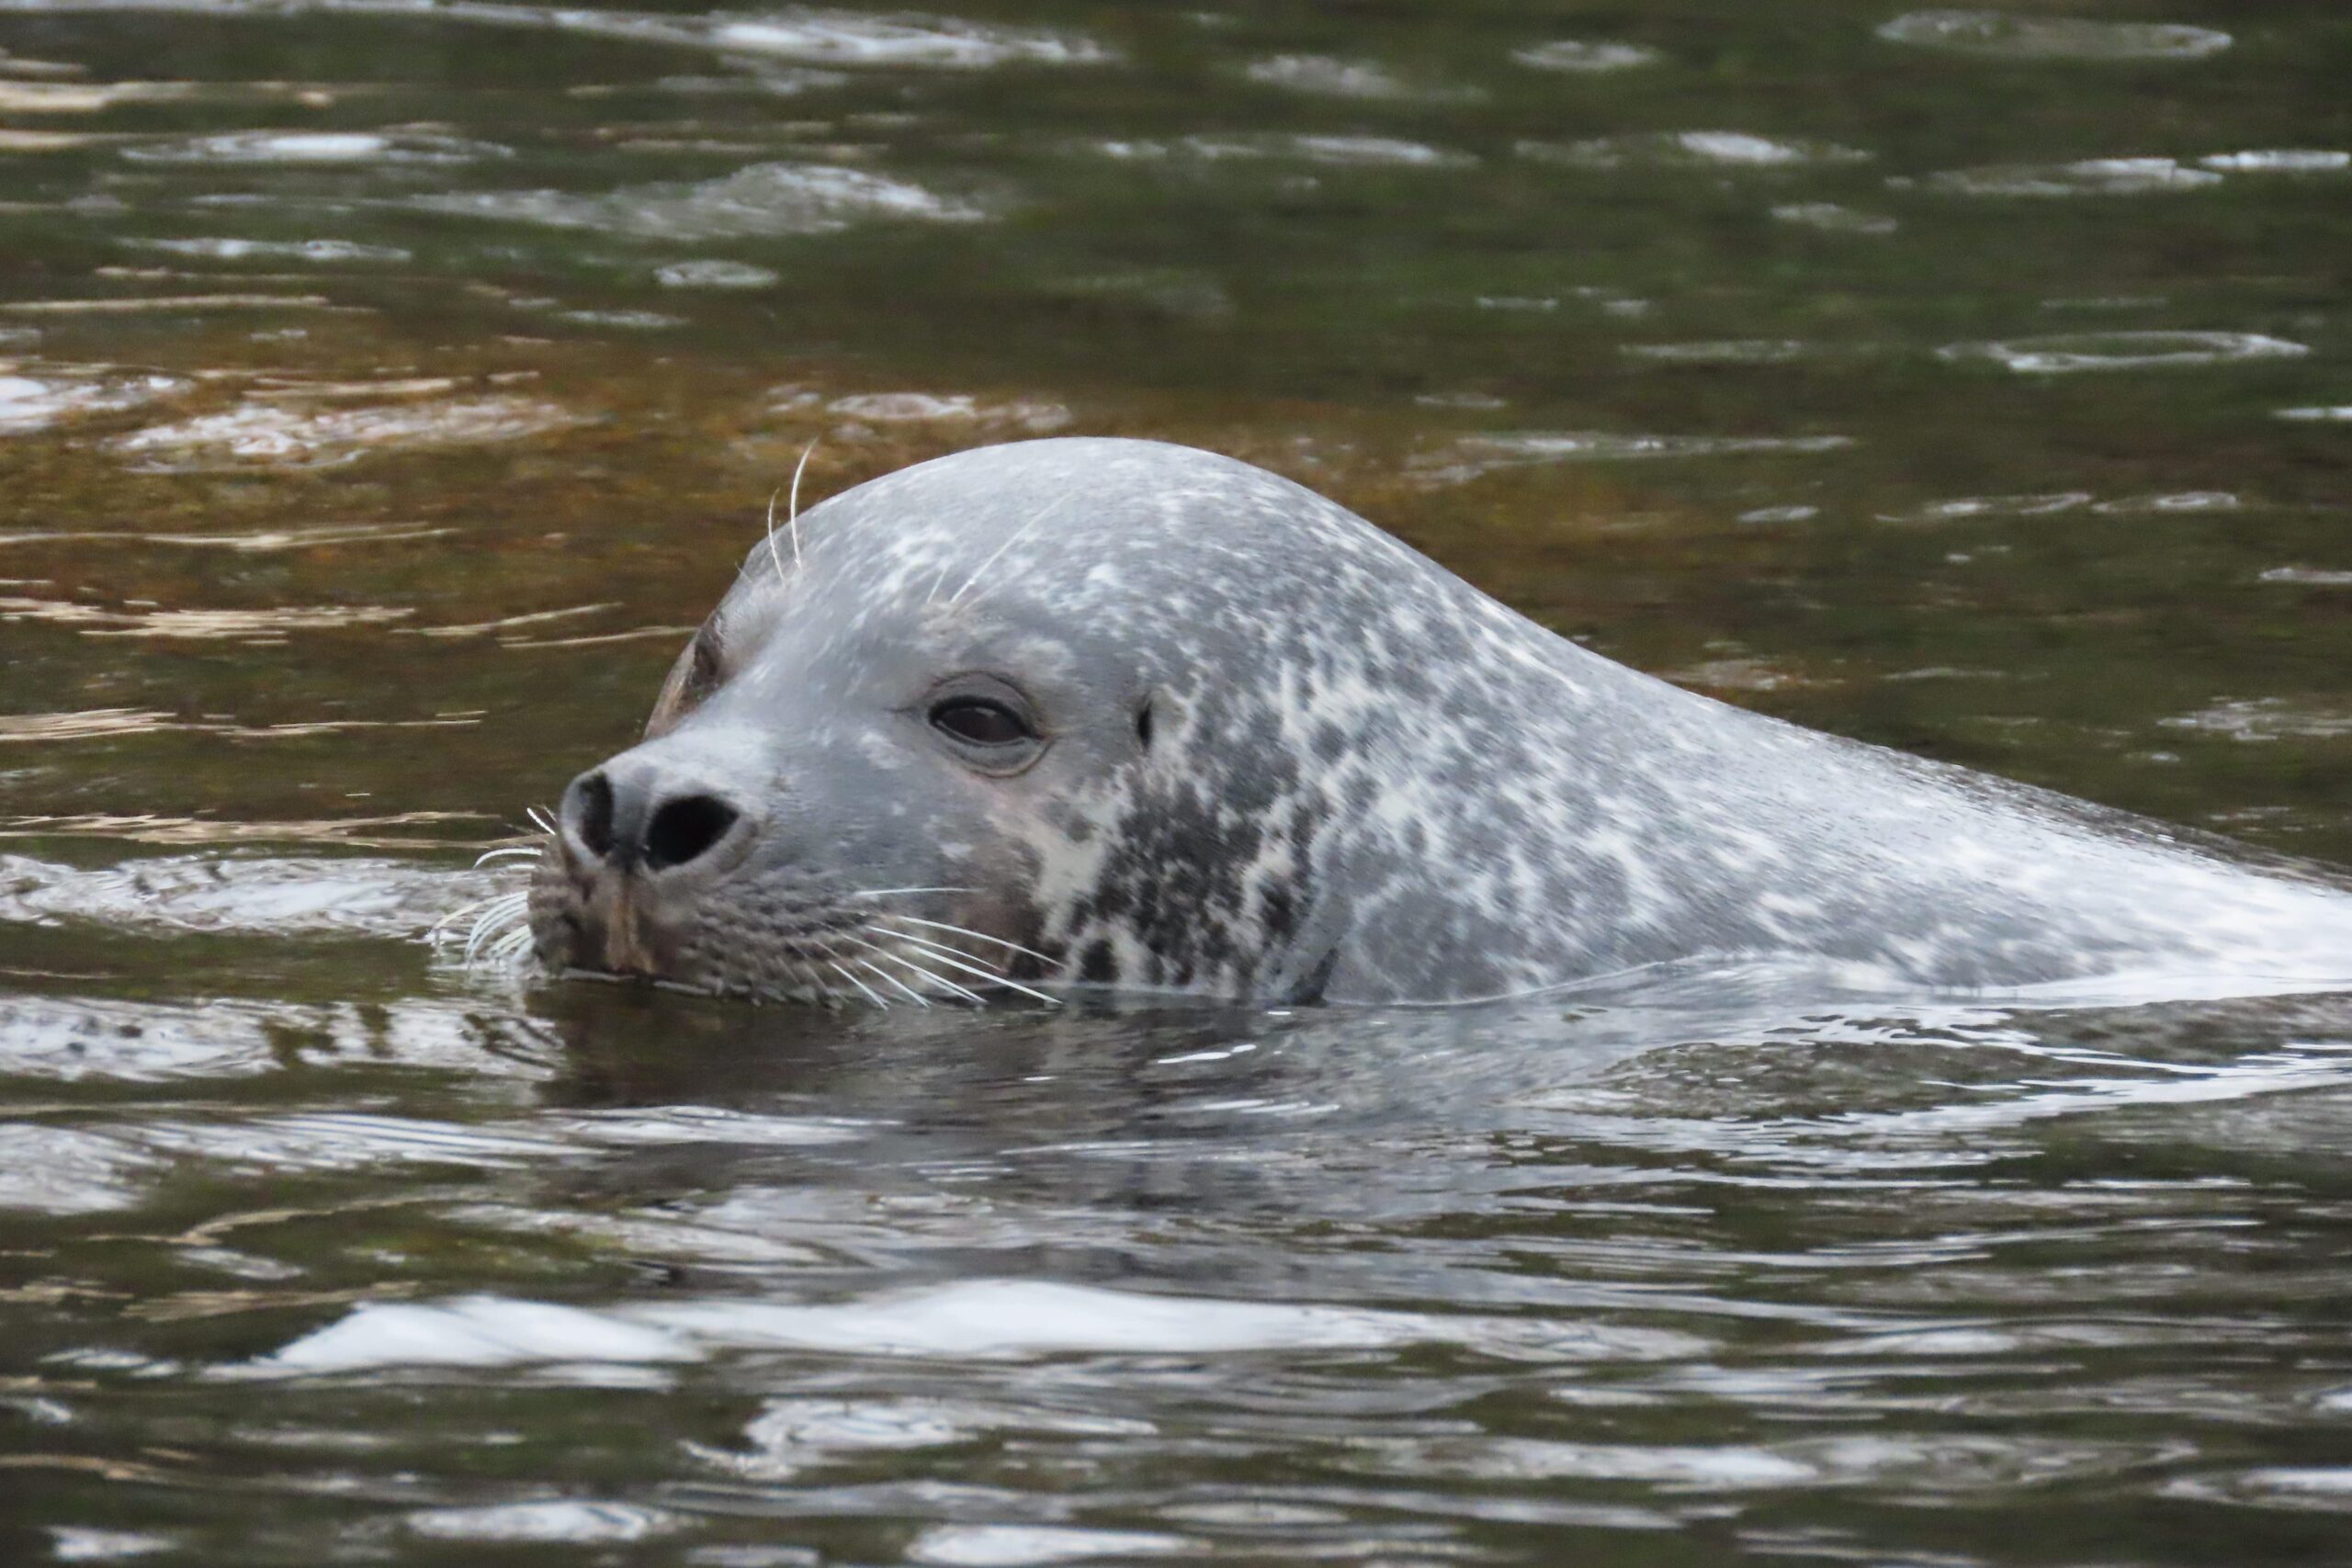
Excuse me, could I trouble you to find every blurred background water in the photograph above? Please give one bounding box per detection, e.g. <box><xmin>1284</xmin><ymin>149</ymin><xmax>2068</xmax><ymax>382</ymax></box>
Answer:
<box><xmin>3</xmin><ymin>2</ymin><xmax>2351</xmax><ymax>1563</ymax></box>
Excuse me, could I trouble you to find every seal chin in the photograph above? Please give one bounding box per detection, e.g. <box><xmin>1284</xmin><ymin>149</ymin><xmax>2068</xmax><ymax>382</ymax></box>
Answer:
<box><xmin>528</xmin><ymin>844</ymin><xmax>852</xmax><ymax>999</ymax></box>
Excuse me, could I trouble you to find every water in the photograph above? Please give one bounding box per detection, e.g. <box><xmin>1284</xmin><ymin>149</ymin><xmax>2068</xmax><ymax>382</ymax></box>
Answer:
<box><xmin>4</xmin><ymin>1</ymin><xmax>2352</xmax><ymax>1562</ymax></box>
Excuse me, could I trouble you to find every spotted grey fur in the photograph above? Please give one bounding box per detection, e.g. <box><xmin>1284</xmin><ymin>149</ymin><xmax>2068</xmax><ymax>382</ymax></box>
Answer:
<box><xmin>528</xmin><ymin>436</ymin><xmax>2352</xmax><ymax>1005</ymax></box>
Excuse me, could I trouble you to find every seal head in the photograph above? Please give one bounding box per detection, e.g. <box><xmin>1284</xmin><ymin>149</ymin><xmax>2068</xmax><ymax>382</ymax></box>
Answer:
<box><xmin>530</xmin><ymin>436</ymin><xmax>2352</xmax><ymax>1004</ymax></box>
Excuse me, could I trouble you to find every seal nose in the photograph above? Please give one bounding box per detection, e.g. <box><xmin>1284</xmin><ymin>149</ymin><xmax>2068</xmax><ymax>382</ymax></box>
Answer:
<box><xmin>560</xmin><ymin>761</ymin><xmax>747</xmax><ymax>875</ymax></box>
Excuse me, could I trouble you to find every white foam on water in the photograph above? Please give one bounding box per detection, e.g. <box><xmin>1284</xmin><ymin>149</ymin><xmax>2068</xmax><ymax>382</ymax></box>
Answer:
<box><xmin>124</xmin><ymin>130</ymin><xmax>509</xmax><ymax>164</ymax></box>
<box><xmin>549</xmin><ymin>1106</ymin><xmax>867</xmax><ymax>1148</ymax></box>
<box><xmin>655</xmin><ymin>258</ymin><xmax>779</xmax><ymax>289</ymax></box>
<box><xmin>0</xmin><ymin>0</ymin><xmax>1113</xmax><ymax>72</ymax></box>
<box><xmin>2089</xmin><ymin>491</ymin><xmax>2244</xmax><ymax>513</ymax></box>
<box><xmin>1622</xmin><ymin>339</ymin><xmax>1835</xmax><ymax>365</ymax></box>
<box><xmin>403</xmin><ymin>1502</ymin><xmax>680</xmax><ymax>1543</ymax></box>
<box><xmin>0</xmin><ymin>852</ymin><xmax>503</xmax><ymax>937</ymax></box>
<box><xmin>638</xmin><ymin>1278</ymin><xmax>1410</xmax><ymax>1358</ymax></box>
<box><xmin>133</xmin><ymin>1111</ymin><xmax>580</xmax><ymax>1172</ymax></box>
<box><xmin>1770</xmin><ymin>201</ymin><xmax>1897</xmax><ymax>234</ymax></box>
<box><xmin>1238</xmin><ymin>53</ymin><xmax>1469</xmax><ymax>102</ymax></box>
<box><xmin>111</xmin><ymin>394</ymin><xmax>584</xmax><ymax>469</ymax></box>
<box><xmin>0</xmin><ymin>1124</ymin><xmax>158</xmax><ymax>1213</ymax></box>
<box><xmin>246</xmin><ymin>1297</ymin><xmax>696</xmax><ymax>1375</ymax></box>
<box><xmin>416</xmin><ymin>161</ymin><xmax>983</xmax><ymax>239</ymax></box>
<box><xmin>688</xmin><ymin>1395</ymin><xmax>1154</xmax><ymax>1481</ymax></box>
<box><xmin>1511</xmin><ymin>39</ymin><xmax>1660</xmax><ymax>73</ymax></box>
<box><xmin>0</xmin><ymin>369</ymin><xmax>186</xmax><ymax>432</ymax></box>
<box><xmin>127</xmin><ymin>236</ymin><xmax>412</xmax><ymax>262</ymax></box>
<box><xmin>1521</xmin><ymin>130</ymin><xmax>1871</xmax><ymax>169</ymax></box>
<box><xmin>243</xmin><ymin>1278</ymin><xmax>1679</xmax><ymax>1376</ymax></box>
<box><xmin>0</xmin><ymin>77</ymin><xmax>192</xmax><ymax>111</ymax></box>
<box><xmin>2160</xmin><ymin>698</ymin><xmax>2352</xmax><ymax>742</ymax></box>
<box><xmin>2200</xmin><ymin>149</ymin><xmax>2350</xmax><ymax>174</ymax></box>
<box><xmin>1413</xmin><ymin>430</ymin><xmax>1855</xmax><ymax>483</ymax></box>
<box><xmin>1877</xmin><ymin>491</ymin><xmax>2095</xmax><ymax>523</ymax></box>
<box><xmin>1876</xmin><ymin>10</ymin><xmax>2231</xmax><ymax>62</ymax></box>
<box><xmin>707</xmin><ymin>9</ymin><xmax>1109</xmax><ymax>69</ymax></box>
<box><xmin>48</xmin><ymin>1528</ymin><xmax>176</xmax><ymax>1562</ymax></box>
<box><xmin>1115</xmin><ymin>132</ymin><xmax>1474</xmax><ymax>168</ymax></box>
<box><xmin>825</xmin><ymin>390</ymin><xmax>1069</xmax><ymax>431</ymax></box>
<box><xmin>2258</xmin><ymin>568</ymin><xmax>2352</xmax><ymax>587</ymax></box>
<box><xmin>555</xmin><ymin>308</ymin><xmax>684</xmax><ymax>330</ymax></box>
<box><xmin>1920</xmin><ymin>156</ymin><xmax>2222</xmax><ymax>197</ymax></box>
<box><xmin>907</xmin><ymin>1526</ymin><xmax>1191</xmax><ymax>1566</ymax></box>
<box><xmin>1938</xmin><ymin>331</ymin><xmax>2307</xmax><ymax>373</ymax></box>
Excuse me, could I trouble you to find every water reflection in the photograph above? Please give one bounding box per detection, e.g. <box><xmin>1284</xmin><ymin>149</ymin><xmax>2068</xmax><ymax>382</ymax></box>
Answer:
<box><xmin>3</xmin><ymin>0</ymin><xmax>2352</xmax><ymax>1561</ymax></box>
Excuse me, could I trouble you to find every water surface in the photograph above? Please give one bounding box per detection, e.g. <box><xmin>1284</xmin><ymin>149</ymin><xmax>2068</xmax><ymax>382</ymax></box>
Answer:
<box><xmin>4</xmin><ymin>3</ymin><xmax>2352</xmax><ymax>1563</ymax></box>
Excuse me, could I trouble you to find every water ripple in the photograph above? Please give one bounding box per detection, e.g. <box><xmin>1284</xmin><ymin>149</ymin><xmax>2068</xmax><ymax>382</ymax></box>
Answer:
<box><xmin>124</xmin><ymin>130</ymin><xmax>508</xmax><ymax>165</ymax></box>
<box><xmin>245</xmin><ymin>1279</ymin><xmax>1711</xmax><ymax>1376</ymax></box>
<box><xmin>909</xmin><ymin>1526</ymin><xmax>1190</xmax><ymax>1566</ymax></box>
<box><xmin>1770</xmin><ymin>201</ymin><xmax>1897</xmax><ymax>234</ymax></box>
<box><xmin>0</xmin><ymin>0</ymin><xmax>1112</xmax><ymax>71</ymax></box>
<box><xmin>2160</xmin><ymin>699</ymin><xmax>2352</xmax><ymax>742</ymax></box>
<box><xmin>1876</xmin><ymin>11</ymin><xmax>2232</xmax><ymax>62</ymax></box>
<box><xmin>0</xmin><ymin>1123</ymin><xmax>157</xmax><ymax>1213</ymax></box>
<box><xmin>415</xmin><ymin>161</ymin><xmax>984</xmax><ymax>239</ymax></box>
<box><xmin>403</xmin><ymin>1501</ymin><xmax>680</xmax><ymax>1544</ymax></box>
<box><xmin>0</xmin><ymin>593</ymin><xmax>414</xmax><ymax>636</ymax></box>
<box><xmin>0</xmin><ymin>852</ymin><xmax>496</xmax><ymax>937</ymax></box>
<box><xmin>1938</xmin><ymin>331</ymin><xmax>2307</xmax><ymax>373</ymax></box>
<box><xmin>126</xmin><ymin>236</ymin><xmax>413</xmax><ymax>263</ymax></box>
<box><xmin>1511</xmin><ymin>39</ymin><xmax>1660</xmax><ymax>73</ymax></box>
<box><xmin>655</xmin><ymin>258</ymin><xmax>779</xmax><ymax>289</ymax></box>
<box><xmin>1097</xmin><ymin>134</ymin><xmax>1474</xmax><ymax>169</ymax></box>
<box><xmin>112</xmin><ymin>394</ymin><xmax>585</xmax><ymax>469</ymax></box>
<box><xmin>1412</xmin><ymin>430</ymin><xmax>1854</xmax><ymax>483</ymax></box>
<box><xmin>0</xmin><ymin>368</ymin><xmax>187</xmax><ymax>433</ymax></box>
<box><xmin>1919</xmin><ymin>156</ymin><xmax>2222</xmax><ymax>197</ymax></box>
<box><xmin>2201</xmin><ymin>149</ymin><xmax>2351</xmax><ymax>175</ymax></box>
<box><xmin>1240</xmin><ymin>55</ymin><xmax>1468</xmax><ymax>103</ymax></box>
<box><xmin>1521</xmin><ymin>131</ymin><xmax>1871</xmax><ymax>170</ymax></box>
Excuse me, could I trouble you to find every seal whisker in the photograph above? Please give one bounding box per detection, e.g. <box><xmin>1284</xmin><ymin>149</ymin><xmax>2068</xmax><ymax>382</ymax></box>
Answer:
<box><xmin>463</xmin><ymin>916</ymin><xmax>514</xmax><ymax>963</ymax></box>
<box><xmin>865</xmin><ymin>928</ymin><xmax>1060</xmax><ymax>1005</ymax></box>
<box><xmin>846</xmin><ymin>886</ymin><xmax>976</xmax><ymax>899</ymax></box>
<box><xmin>523</xmin><ymin>806</ymin><xmax>557</xmax><ymax>835</ymax></box>
<box><xmin>853</xmin><ymin>956</ymin><xmax>932</xmax><ymax>1007</ymax></box>
<box><xmin>849</xmin><ymin>941</ymin><xmax>989</xmax><ymax>1006</ymax></box>
<box><xmin>472</xmin><ymin>845</ymin><xmax>544</xmax><ymax>867</ymax></box>
<box><xmin>825</xmin><ymin>959</ymin><xmax>888</xmax><ymax>1009</ymax></box>
<box><xmin>787</xmin><ymin>438</ymin><xmax>815</xmax><ymax>570</ymax></box>
<box><xmin>429</xmin><ymin>889</ymin><xmax>512</xmax><ymax>943</ymax></box>
<box><xmin>872</xmin><ymin>925</ymin><xmax>1001</xmax><ymax>974</ymax></box>
<box><xmin>763</xmin><ymin>485</ymin><xmax>787</xmax><ymax>585</ymax></box>
<box><xmin>870</xmin><ymin>913</ymin><xmax>1057</xmax><ymax>969</ymax></box>
<box><xmin>464</xmin><ymin>895</ymin><xmax>530</xmax><ymax>963</ymax></box>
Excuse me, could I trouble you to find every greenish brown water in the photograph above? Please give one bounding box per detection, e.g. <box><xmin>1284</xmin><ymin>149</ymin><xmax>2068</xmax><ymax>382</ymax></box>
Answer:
<box><xmin>4</xmin><ymin>3</ymin><xmax>2352</xmax><ymax>1563</ymax></box>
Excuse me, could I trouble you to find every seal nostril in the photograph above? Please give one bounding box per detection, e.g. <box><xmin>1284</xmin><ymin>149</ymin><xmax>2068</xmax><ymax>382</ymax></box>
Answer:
<box><xmin>573</xmin><ymin>772</ymin><xmax>616</xmax><ymax>862</ymax></box>
<box><xmin>644</xmin><ymin>794</ymin><xmax>740</xmax><ymax>872</ymax></box>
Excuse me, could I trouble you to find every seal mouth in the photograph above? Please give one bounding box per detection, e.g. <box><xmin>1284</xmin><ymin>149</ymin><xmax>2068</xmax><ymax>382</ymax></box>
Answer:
<box><xmin>484</xmin><ymin>838</ymin><xmax>1059</xmax><ymax>1008</ymax></box>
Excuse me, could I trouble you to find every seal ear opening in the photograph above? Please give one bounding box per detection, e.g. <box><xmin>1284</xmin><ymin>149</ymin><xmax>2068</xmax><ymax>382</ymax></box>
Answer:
<box><xmin>1134</xmin><ymin>696</ymin><xmax>1154</xmax><ymax>750</ymax></box>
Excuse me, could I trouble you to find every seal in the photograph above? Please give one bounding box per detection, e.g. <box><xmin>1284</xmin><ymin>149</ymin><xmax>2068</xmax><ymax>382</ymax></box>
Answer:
<box><xmin>521</xmin><ymin>436</ymin><xmax>2352</xmax><ymax>1005</ymax></box>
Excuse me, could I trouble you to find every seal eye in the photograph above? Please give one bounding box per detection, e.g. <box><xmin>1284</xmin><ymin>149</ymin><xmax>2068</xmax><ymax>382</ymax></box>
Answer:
<box><xmin>930</xmin><ymin>697</ymin><xmax>1032</xmax><ymax>748</ymax></box>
